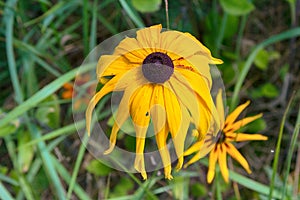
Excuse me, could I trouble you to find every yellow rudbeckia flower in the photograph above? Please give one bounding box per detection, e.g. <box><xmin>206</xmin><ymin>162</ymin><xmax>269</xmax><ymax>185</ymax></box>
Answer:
<box><xmin>86</xmin><ymin>24</ymin><xmax>222</xmax><ymax>179</ymax></box>
<box><xmin>184</xmin><ymin>90</ymin><xmax>268</xmax><ymax>183</ymax></box>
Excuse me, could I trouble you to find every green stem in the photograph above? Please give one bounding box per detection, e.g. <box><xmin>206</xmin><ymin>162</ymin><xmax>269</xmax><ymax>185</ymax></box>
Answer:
<box><xmin>216</xmin><ymin>13</ymin><xmax>228</xmax><ymax>55</ymax></box>
<box><xmin>164</xmin><ymin>0</ymin><xmax>170</xmax><ymax>29</ymax></box>
<box><xmin>268</xmin><ymin>93</ymin><xmax>295</xmax><ymax>199</ymax></box>
<box><xmin>281</xmin><ymin>98</ymin><xmax>300</xmax><ymax>199</ymax></box>
<box><xmin>235</xmin><ymin>15</ymin><xmax>248</xmax><ymax>60</ymax></box>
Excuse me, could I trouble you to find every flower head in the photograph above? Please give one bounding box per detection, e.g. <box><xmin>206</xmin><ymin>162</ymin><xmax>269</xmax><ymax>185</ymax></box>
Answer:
<box><xmin>86</xmin><ymin>24</ymin><xmax>222</xmax><ymax>179</ymax></box>
<box><xmin>184</xmin><ymin>90</ymin><xmax>268</xmax><ymax>183</ymax></box>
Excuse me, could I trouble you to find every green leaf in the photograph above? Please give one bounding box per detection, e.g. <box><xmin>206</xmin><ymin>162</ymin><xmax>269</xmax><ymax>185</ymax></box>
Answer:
<box><xmin>18</xmin><ymin>130</ymin><xmax>34</xmax><ymax>172</ymax></box>
<box><xmin>110</xmin><ymin>177</ymin><xmax>134</xmax><ymax>197</ymax></box>
<box><xmin>190</xmin><ymin>183</ymin><xmax>207</xmax><ymax>198</ymax></box>
<box><xmin>35</xmin><ymin>95</ymin><xmax>60</xmax><ymax>129</ymax></box>
<box><xmin>131</xmin><ymin>0</ymin><xmax>161</xmax><ymax>13</ymax></box>
<box><xmin>261</xmin><ymin>83</ymin><xmax>279</xmax><ymax>98</ymax></box>
<box><xmin>254</xmin><ymin>49</ymin><xmax>269</xmax><ymax>70</ymax></box>
<box><xmin>86</xmin><ymin>159</ymin><xmax>112</xmax><ymax>176</ymax></box>
<box><xmin>220</xmin><ymin>0</ymin><xmax>255</xmax><ymax>16</ymax></box>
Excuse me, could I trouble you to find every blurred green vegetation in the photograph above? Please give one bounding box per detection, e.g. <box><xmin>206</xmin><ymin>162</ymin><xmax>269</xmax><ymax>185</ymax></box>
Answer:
<box><xmin>0</xmin><ymin>0</ymin><xmax>299</xmax><ymax>199</ymax></box>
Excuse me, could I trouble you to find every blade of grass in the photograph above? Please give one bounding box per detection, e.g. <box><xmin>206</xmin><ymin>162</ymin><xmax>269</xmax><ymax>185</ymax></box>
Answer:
<box><xmin>21</xmin><ymin>120</ymin><xmax>85</xmax><ymax>149</ymax></box>
<box><xmin>24</xmin><ymin>1</ymin><xmax>65</xmax><ymax>27</ymax></box>
<box><xmin>4</xmin><ymin>135</ymin><xmax>35</xmax><ymax>200</ymax></box>
<box><xmin>89</xmin><ymin>0</ymin><xmax>98</xmax><ymax>51</ymax></box>
<box><xmin>5</xmin><ymin>0</ymin><xmax>23</xmax><ymax>104</ymax></box>
<box><xmin>0</xmin><ymin>181</ymin><xmax>14</xmax><ymax>200</ymax></box>
<box><xmin>215</xmin><ymin>13</ymin><xmax>228</xmax><ymax>56</ymax></box>
<box><xmin>52</xmin><ymin>156</ymin><xmax>91</xmax><ymax>200</ymax></box>
<box><xmin>268</xmin><ymin>93</ymin><xmax>295</xmax><ymax>199</ymax></box>
<box><xmin>282</xmin><ymin>98</ymin><xmax>300</xmax><ymax>199</ymax></box>
<box><xmin>25</xmin><ymin>119</ymin><xmax>66</xmax><ymax>199</ymax></box>
<box><xmin>0</xmin><ymin>174</ymin><xmax>19</xmax><ymax>186</ymax></box>
<box><xmin>230</xmin><ymin>171</ymin><xmax>282</xmax><ymax>198</ymax></box>
<box><xmin>67</xmin><ymin>133</ymin><xmax>88</xmax><ymax>200</ymax></box>
<box><xmin>67</xmin><ymin>95</ymin><xmax>111</xmax><ymax>199</ymax></box>
<box><xmin>97</xmin><ymin>14</ymin><xmax>118</xmax><ymax>35</ymax></box>
<box><xmin>0</xmin><ymin>62</ymin><xmax>95</xmax><ymax>128</ymax></box>
<box><xmin>230</xmin><ymin>27</ymin><xmax>300</xmax><ymax>110</ymax></box>
<box><xmin>119</xmin><ymin>0</ymin><xmax>144</xmax><ymax>28</ymax></box>
<box><xmin>83</xmin><ymin>0</ymin><xmax>89</xmax><ymax>56</ymax></box>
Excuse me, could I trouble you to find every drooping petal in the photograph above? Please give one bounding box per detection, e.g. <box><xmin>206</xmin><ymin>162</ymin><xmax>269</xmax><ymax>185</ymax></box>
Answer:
<box><xmin>150</xmin><ymin>85</ymin><xmax>172</xmax><ymax>179</ymax></box>
<box><xmin>229</xmin><ymin>113</ymin><xmax>263</xmax><ymax>132</ymax></box>
<box><xmin>168</xmin><ymin>75</ymin><xmax>198</xmax><ymax>130</ymax></box>
<box><xmin>173</xmin><ymin>69</ymin><xmax>219</xmax><ymax>136</ymax></box>
<box><xmin>163</xmin><ymin>86</ymin><xmax>189</xmax><ymax>170</ymax></box>
<box><xmin>226</xmin><ymin>142</ymin><xmax>252</xmax><ymax>174</ymax></box>
<box><xmin>218</xmin><ymin>143</ymin><xmax>229</xmax><ymax>183</ymax></box>
<box><xmin>175</xmin><ymin>68</ymin><xmax>213</xmax><ymax>111</ymax></box>
<box><xmin>224</xmin><ymin>101</ymin><xmax>250</xmax><ymax>127</ymax></box>
<box><xmin>233</xmin><ymin>133</ymin><xmax>268</xmax><ymax>142</ymax></box>
<box><xmin>207</xmin><ymin>145</ymin><xmax>219</xmax><ymax>183</ymax></box>
<box><xmin>104</xmin><ymin>77</ymin><xmax>145</xmax><ymax>154</ymax></box>
<box><xmin>86</xmin><ymin>68</ymin><xmax>147</xmax><ymax>135</ymax></box>
<box><xmin>86</xmin><ymin>73</ymin><xmax>124</xmax><ymax>135</ymax></box>
<box><xmin>97</xmin><ymin>55</ymin><xmax>136</xmax><ymax>83</ymax></box>
<box><xmin>130</xmin><ymin>84</ymin><xmax>153</xmax><ymax>179</ymax></box>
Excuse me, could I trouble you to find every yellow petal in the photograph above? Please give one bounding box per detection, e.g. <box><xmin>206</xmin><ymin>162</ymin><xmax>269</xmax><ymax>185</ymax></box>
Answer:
<box><xmin>207</xmin><ymin>145</ymin><xmax>218</xmax><ymax>183</ymax></box>
<box><xmin>172</xmin><ymin>56</ymin><xmax>211</xmax><ymax>87</ymax></box>
<box><xmin>97</xmin><ymin>55</ymin><xmax>136</xmax><ymax>83</ymax></box>
<box><xmin>114</xmin><ymin>37</ymin><xmax>148</xmax><ymax>63</ymax></box>
<box><xmin>183</xmin><ymin>140</ymin><xmax>204</xmax><ymax>157</ymax></box>
<box><xmin>155</xmin><ymin>125</ymin><xmax>173</xmax><ymax>179</ymax></box>
<box><xmin>230</xmin><ymin>113</ymin><xmax>263</xmax><ymax>132</ymax></box>
<box><xmin>224</xmin><ymin>101</ymin><xmax>250</xmax><ymax>128</ymax></box>
<box><xmin>196</xmin><ymin>132</ymin><xmax>218</xmax><ymax>159</ymax></box>
<box><xmin>183</xmin><ymin>151</ymin><xmax>202</xmax><ymax>168</ymax></box>
<box><xmin>234</xmin><ymin>133</ymin><xmax>268</xmax><ymax>142</ymax></box>
<box><xmin>136</xmin><ymin>24</ymin><xmax>162</xmax><ymax>53</ymax></box>
<box><xmin>175</xmin><ymin>68</ymin><xmax>213</xmax><ymax>111</ymax></box>
<box><xmin>218</xmin><ymin>144</ymin><xmax>229</xmax><ymax>183</ymax></box>
<box><xmin>86</xmin><ymin>67</ymin><xmax>147</xmax><ymax>136</ymax></box>
<box><xmin>160</xmin><ymin>30</ymin><xmax>222</xmax><ymax>65</ymax></box>
<box><xmin>150</xmin><ymin>85</ymin><xmax>172</xmax><ymax>179</ymax></box>
<box><xmin>163</xmin><ymin>86</ymin><xmax>189</xmax><ymax>170</ymax></box>
<box><xmin>226</xmin><ymin>142</ymin><xmax>252</xmax><ymax>174</ymax></box>
<box><xmin>173</xmin><ymin>69</ymin><xmax>218</xmax><ymax>135</ymax></box>
<box><xmin>86</xmin><ymin>74</ymin><xmax>123</xmax><ymax>136</ymax></box>
<box><xmin>130</xmin><ymin>85</ymin><xmax>153</xmax><ymax>180</ymax></box>
<box><xmin>183</xmin><ymin>32</ymin><xmax>223</xmax><ymax>64</ymax></box>
<box><xmin>104</xmin><ymin>79</ymin><xmax>143</xmax><ymax>154</ymax></box>
<box><xmin>168</xmin><ymin>75</ymin><xmax>199</xmax><ymax>131</ymax></box>
<box><xmin>216</xmin><ymin>89</ymin><xmax>225</xmax><ymax>128</ymax></box>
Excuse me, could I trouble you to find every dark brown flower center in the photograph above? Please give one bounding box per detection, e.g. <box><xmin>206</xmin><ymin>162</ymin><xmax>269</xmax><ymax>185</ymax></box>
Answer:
<box><xmin>216</xmin><ymin>131</ymin><xmax>226</xmax><ymax>144</ymax></box>
<box><xmin>142</xmin><ymin>52</ymin><xmax>174</xmax><ymax>83</ymax></box>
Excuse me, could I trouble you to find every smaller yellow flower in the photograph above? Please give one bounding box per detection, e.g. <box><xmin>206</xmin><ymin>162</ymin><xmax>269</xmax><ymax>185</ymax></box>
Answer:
<box><xmin>184</xmin><ymin>90</ymin><xmax>268</xmax><ymax>183</ymax></box>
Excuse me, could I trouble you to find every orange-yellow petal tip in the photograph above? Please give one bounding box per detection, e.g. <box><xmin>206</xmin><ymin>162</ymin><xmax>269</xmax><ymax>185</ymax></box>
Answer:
<box><xmin>103</xmin><ymin>145</ymin><xmax>115</xmax><ymax>155</ymax></box>
<box><xmin>150</xmin><ymin>24</ymin><xmax>162</xmax><ymax>29</ymax></box>
<box><xmin>141</xmin><ymin>172</ymin><xmax>147</xmax><ymax>180</ymax></box>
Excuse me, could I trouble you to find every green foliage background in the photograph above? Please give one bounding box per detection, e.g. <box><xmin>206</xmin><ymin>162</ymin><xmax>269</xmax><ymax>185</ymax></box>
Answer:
<box><xmin>0</xmin><ymin>0</ymin><xmax>299</xmax><ymax>199</ymax></box>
